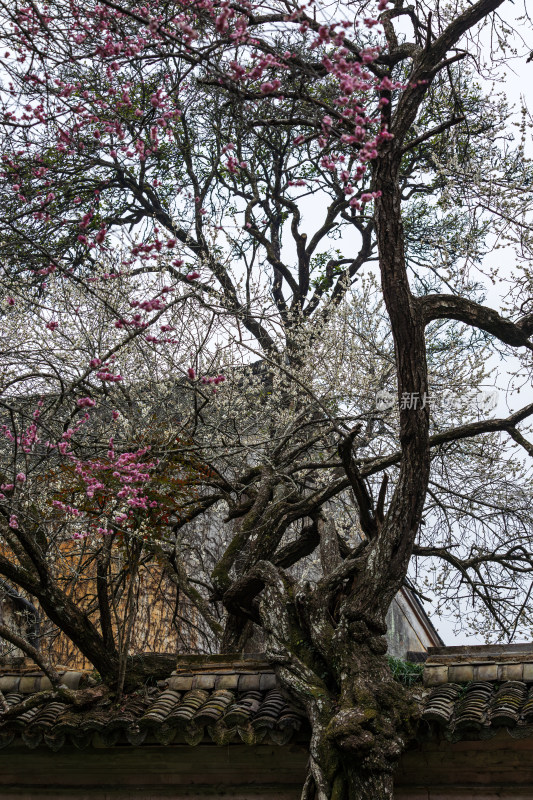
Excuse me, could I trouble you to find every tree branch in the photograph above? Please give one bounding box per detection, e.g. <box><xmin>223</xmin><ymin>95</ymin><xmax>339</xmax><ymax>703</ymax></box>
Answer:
<box><xmin>360</xmin><ymin>403</ymin><xmax>533</xmax><ymax>477</ymax></box>
<box><xmin>338</xmin><ymin>426</ymin><xmax>378</xmax><ymax>539</ymax></box>
<box><xmin>420</xmin><ymin>294</ymin><xmax>533</xmax><ymax>349</ymax></box>
<box><xmin>0</xmin><ymin>684</ymin><xmax>109</xmax><ymax>722</ymax></box>
<box><xmin>0</xmin><ymin>622</ymin><xmax>61</xmax><ymax>685</ymax></box>
<box><xmin>402</xmin><ymin>116</ymin><xmax>466</xmax><ymax>152</ymax></box>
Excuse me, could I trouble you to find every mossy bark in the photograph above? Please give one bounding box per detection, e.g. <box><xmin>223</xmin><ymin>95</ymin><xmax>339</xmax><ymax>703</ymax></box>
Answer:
<box><xmin>239</xmin><ymin>561</ymin><xmax>419</xmax><ymax>800</ymax></box>
<box><xmin>295</xmin><ymin>639</ymin><xmax>416</xmax><ymax>800</ymax></box>
<box><xmin>274</xmin><ymin>635</ymin><xmax>417</xmax><ymax>800</ymax></box>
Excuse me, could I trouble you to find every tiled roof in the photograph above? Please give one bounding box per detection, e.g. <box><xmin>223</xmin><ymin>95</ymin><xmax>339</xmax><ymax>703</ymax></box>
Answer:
<box><xmin>423</xmin><ymin>643</ymin><xmax>533</xmax><ymax>686</ymax></box>
<box><xmin>0</xmin><ymin>659</ymin><xmax>306</xmax><ymax>751</ymax></box>
<box><xmin>4</xmin><ymin>645</ymin><xmax>533</xmax><ymax>751</ymax></box>
<box><xmin>420</xmin><ymin>644</ymin><xmax>533</xmax><ymax>741</ymax></box>
<box><xmin>421</xmin><ymin>680</ymin><xmax>533</xmax><ymax>741</ymax></box>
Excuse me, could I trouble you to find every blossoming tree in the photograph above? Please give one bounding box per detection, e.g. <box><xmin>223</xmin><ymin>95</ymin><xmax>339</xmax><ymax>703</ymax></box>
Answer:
<box><xmin>0</xmin><ymin>0</ymin><xmax>533</xmax><ymax>797</ymax></box>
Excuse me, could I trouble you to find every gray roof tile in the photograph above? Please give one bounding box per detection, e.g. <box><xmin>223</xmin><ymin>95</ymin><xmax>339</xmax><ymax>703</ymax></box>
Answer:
<box><xmin>422</xmin><ymin>679</ymin><xmax>533</xmax><ymax>741</ymax></box>
<box><xmin>0</xmin><ymin>669</ymin><xmax>306</xmax><ymax>751</ymax></box>
<box><xmin>7</xmin><ymin>656</ymin><xmax>533</xmax><ymax>751</ymax></box>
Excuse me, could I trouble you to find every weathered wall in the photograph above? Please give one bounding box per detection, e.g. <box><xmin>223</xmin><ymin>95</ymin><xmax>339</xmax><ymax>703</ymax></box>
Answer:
<box><xmin>1</xmin><ymin>733</ymin><xmax>533</xmax><ymax>798</ymax></box>
<box><xmin>0</xmin><ymin>589</ymin><xmax>25</xmax><ymax>662</ymax></box>
<box><xmin>396</xmin><ymin>793</ymin><xmax>533</xmax><ymax>799</ymax></box>
<box><xmin>395</xmin><ymin>732</ymin><xmax>533</xmax><ymax>798</ymax></box>
<box><xmin>386</xmin><ymin>587</ymin><xmax>442</xmax><ymax>659</ymax></box>
<box><xmin>0</xmin><ymin>743</ymin><xmax>308</xmax><ymax>798</ymax></box>
<box><xmin>0</xmin><ymin>557</ymin><xmax>200</xmax><ymax>670</ymax></box>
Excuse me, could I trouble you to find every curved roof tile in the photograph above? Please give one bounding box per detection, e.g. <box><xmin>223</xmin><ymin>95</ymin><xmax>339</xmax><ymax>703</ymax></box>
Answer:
<box><xmin>0</xmin><ymin>667</ymin><xmax>306</xmax><ymax>750</ymax></box>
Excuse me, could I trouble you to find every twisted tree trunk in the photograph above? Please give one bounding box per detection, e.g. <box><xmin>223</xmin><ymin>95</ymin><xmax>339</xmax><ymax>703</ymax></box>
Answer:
<box><xmin>242</xmin><ymin>560</ymin><xmax>418</xmax><ymax>800</ymax></box>
<box><xmin>275</xmin><ymin>623</ymin><xmax>417</xmax><ymax>800</ymax></box>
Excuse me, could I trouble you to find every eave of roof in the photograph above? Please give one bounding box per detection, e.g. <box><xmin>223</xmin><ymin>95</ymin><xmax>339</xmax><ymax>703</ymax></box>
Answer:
<box><xmin>422</xmin><ymin>680</ymin><xmax>533</xmax><ymax>742</ymax></box>
<box><xmin>4</xmin><ymin>645</ymin><xmax>533</xmax><ymax>752</ymax></box>
<box><xmin>0</xmin><ymin>657</ymin><xmax>306</xmax><ymax>751</ymax></box>
<box><xmin>424</xmin><ymin>643</ymin><xmax>533</xmax><ymax>685</ymax></box>
<box><xmin>419</xmin><ymin>642</ymin><xmax>533</xmax><ymax>742</ymax></box>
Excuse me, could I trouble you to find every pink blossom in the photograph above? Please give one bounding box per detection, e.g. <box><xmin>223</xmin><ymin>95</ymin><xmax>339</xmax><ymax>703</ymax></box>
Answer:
<box><xmin>9</xmin><ymin>515</ymin><xmax>18</xmax><ymax>529</ymax></box>
<box><xmin>187</xmin><ymin>367</ymin><xmax>196</xmax><ymax>380</ymax></box>
<box><xmin>16</xmin><ymin>472</ymin><xmax>26</xmax><ymax>482</ymax></box>
<box><xmin>77</xmin><ymin>397</ymin><xmax>96</xmax><ymax>408</ymax></box>
<box><xmin>46</xmin><ymin>321</ymin><xmax>59</xmax><ymax>331</ymax></box>
<box><xmin>226</xmin><ymin>156</ymin><xmax>239</xmax><ymax>173</ymax></box>
<box><xmin>379</xmin><ymin>76</ymin><xmax>394</xmax><ymax>91</ymax></box>
<box><xmin>260</xmin><ymin>80</ymin><xmax>281</xmax><ymax>94</ymax></box>
<box><xmin>95</xmin><ymin>226</ymin><xmax>107</xmax><ymax>244</ymax></box>
<box><xmin>96</xmin><ymin>371</ymin><xmax>123</xmax><ymax>382</ymax></box>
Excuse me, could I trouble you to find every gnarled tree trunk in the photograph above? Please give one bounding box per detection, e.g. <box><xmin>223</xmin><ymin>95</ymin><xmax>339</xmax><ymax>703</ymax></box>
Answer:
<box><xmin>243</xmin><ymin>560</ymin><xmax>418</xmax><ymax>800</ymax></box>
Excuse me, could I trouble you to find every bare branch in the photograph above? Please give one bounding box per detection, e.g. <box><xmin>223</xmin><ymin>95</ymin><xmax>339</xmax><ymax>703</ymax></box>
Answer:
<box><xmin>420</xmin><ymin>294</ymin><xmax>533</xmax><ymax>349</ymax></box>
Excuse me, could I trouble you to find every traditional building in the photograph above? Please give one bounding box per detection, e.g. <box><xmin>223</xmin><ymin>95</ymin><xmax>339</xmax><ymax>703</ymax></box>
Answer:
<box><xmin>2</xmin><ymin>645</ymin><xmax>533</xmax><ymax>798</ymax></box>
<box><xmin>0</xmin><ymin>557</ymin><xmax>200</xmax><ymax>670</ymax></box>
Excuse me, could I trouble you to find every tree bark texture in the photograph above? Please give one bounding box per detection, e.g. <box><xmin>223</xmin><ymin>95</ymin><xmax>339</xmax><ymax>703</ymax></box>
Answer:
<box><xmin>240</xmin><ymin>560</ymin><xmax>419</xmax><ymax>800</ymax></box>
